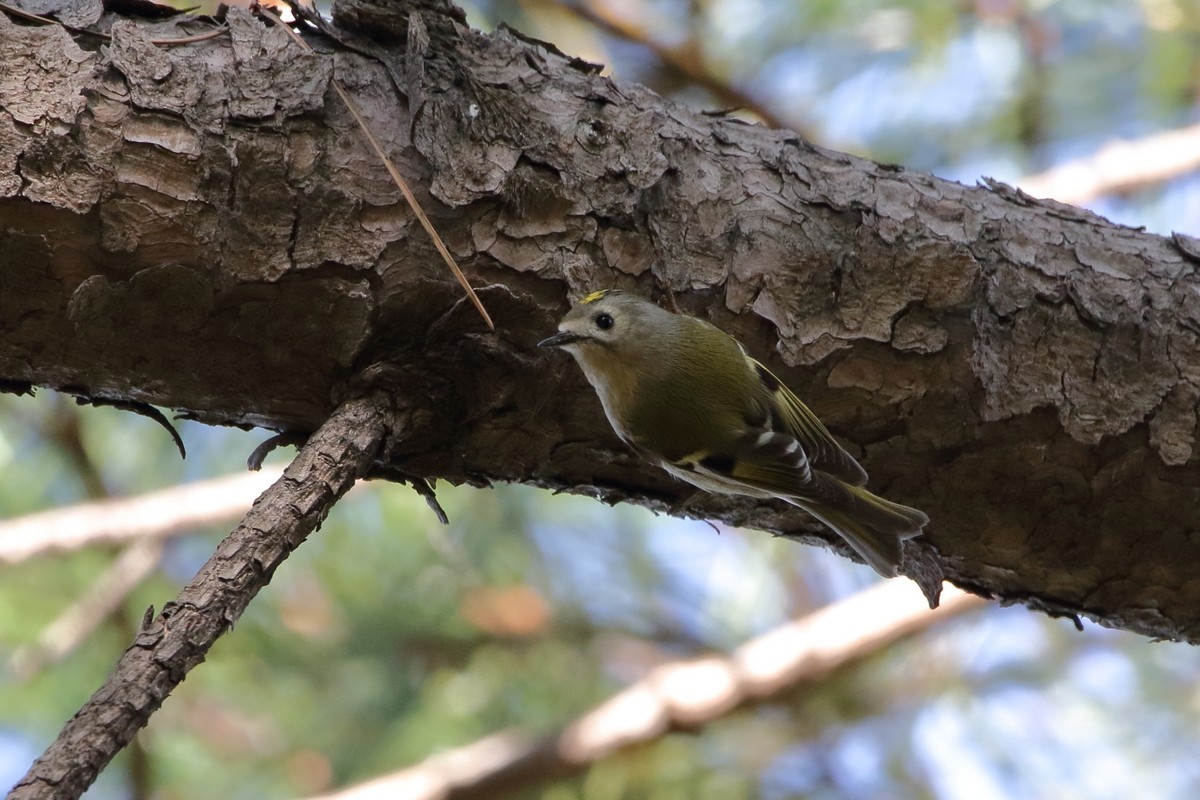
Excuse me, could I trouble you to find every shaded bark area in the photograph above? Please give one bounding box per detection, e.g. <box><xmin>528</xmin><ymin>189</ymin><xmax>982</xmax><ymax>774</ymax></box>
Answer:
<box><xmin>2</xmin><ymin>4</ymin><xmax>1199</xmax><ymax>640</ymax></box>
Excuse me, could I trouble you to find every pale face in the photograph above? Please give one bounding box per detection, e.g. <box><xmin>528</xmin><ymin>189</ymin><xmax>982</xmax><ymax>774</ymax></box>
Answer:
<box><xmin>539</xmin><ymin>295</ymin><xmax>627</xmax><ymax>352</ymax></box>
<box><xmin>537</xmin><ymin>293</ymin><xmax>650</xmax><ymax>442</ymax></box>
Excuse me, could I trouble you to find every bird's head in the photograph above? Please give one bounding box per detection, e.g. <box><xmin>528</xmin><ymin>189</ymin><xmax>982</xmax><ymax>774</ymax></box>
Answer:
<box><xmin>537</xmin><ymin>290</ymin><xmax>656</xmax><ymax>356</ymax></box>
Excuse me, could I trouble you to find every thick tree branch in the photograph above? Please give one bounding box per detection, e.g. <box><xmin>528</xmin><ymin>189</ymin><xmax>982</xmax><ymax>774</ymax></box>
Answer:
<box><xmin>0</xmin><ymin>121</ymin><xmax>1185</xmax><ymax>561</ymax></box>
<box><xmin>9</xmin><ymin>394</ymin><xmax>393</xmax><ymax>800</ymax></box>
<box><xmin>310</xmin><ymin>582</ymin><xmax>983</xmax><ymax>800</ymax></box>
<box><xmin>1</xmin><ymin>4</ymin><xmax>1200</xmax><ymax>640</ymax></box>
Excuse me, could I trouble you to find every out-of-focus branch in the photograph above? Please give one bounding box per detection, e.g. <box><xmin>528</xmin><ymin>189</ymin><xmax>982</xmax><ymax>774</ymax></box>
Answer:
<box><xmin>8</xmin><ymin>539</ymin><xmax>164</xmax><ymax>681</ymax></box>
<box><xmin>0</xmin><ymin>468</ymin><xmax>283</xmax><ymax>565</ymax></box>
<box><xmin>563</xmin><ymin>0</ymin><xmax>793</xmax><ymax>131</ymax></box>
<box><xmin>31</xmin><ymin>398</ymin><xmax>159</xmax><ymax>799</ymax></box>
<box><xmin>1018</xmin><ymin>123</ymin><xmax>1200</xmax><ymax>205</ymax></box>
<box><xmin>310</xmin><ymin>581</ymin><xmax>985</xmax><ymax>800</ymax></box>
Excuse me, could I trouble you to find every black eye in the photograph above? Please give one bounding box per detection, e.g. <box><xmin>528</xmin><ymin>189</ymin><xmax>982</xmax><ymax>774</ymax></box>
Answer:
<box><xmin>594</xmin><ymin>313</ymin><xmax>614</xmax><ymax>330</ymax></box>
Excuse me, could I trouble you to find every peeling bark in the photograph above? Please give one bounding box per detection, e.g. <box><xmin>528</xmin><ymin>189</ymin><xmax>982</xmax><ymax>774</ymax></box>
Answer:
<box><xmin>2</xmin><ymin>3</ymin><xmax>1199</xmax><ymax>641</ymax></box>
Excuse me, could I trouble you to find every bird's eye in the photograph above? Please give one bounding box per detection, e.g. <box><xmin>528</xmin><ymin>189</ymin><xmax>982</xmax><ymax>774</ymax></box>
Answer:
<box><xmin>594</xmin><ymin>313</ymin><xmax>614</xmax><ymax>331</ymax></box>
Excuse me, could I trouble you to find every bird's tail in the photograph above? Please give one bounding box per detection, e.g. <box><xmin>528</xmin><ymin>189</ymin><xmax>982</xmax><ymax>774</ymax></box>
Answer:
<box><xmin>794</xmin><ymin>482</ymin><xmax>928</xmax><ymax>578</ymax></box>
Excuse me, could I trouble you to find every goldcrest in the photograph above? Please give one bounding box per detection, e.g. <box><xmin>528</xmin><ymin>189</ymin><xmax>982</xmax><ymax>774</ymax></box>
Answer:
<box><xmin>539</xmin><ymin>290</ymin><xmax>927</xmax><ymax>577</ymax></box>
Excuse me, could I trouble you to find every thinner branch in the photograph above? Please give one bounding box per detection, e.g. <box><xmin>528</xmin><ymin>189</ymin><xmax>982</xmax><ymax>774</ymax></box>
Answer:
<box><xmin>9</xmin><ymin>394</ymin><xmax>394</xmax><ymax>800</ymax></box>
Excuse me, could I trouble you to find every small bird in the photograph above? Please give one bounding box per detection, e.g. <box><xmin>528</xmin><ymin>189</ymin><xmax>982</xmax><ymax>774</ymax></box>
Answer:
<box><xmin>538</xmin><ymin>290</ymin><xmax>927</xmax><ymax>577</ymax></box>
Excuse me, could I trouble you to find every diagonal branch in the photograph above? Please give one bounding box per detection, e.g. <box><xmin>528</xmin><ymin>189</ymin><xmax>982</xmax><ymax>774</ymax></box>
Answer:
<box><xmin>310</xmin><ymin>581</ymin><xmax>984</xmax><ymax>800</ymax></box>
<box><xmin>8</xmin><ymin>394</ymin><xmax>395</xmax><ymax>800</ymax></box>
<box><xmin>6</xmin><ymin>118</ymin><xmax>1189</xmax><ymax>563</ymax></box>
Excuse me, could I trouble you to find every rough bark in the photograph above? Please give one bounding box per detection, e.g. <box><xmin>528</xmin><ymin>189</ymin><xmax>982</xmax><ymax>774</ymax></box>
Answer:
<box><xmin>2</xmin><ymin>3</ymin><xmax>1200</xmax><ymax>641</ymax></box>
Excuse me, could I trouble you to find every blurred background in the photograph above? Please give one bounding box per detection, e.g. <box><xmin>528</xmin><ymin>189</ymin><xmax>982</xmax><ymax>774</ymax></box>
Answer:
<box><xmin>4</xmin><ymin>0</ymin><xmax>1200</xmax><ymax>798</ymax></box>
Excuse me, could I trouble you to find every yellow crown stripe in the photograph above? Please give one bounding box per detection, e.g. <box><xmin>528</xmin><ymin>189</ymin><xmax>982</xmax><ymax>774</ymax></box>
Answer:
<box><xmin>580</xmin><ymin>289</ymin><xmax>611</xmax><ymax>305</ymax></box>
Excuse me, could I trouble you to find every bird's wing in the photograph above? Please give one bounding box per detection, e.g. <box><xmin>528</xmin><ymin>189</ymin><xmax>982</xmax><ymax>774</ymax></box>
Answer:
<box><xmin>747</xmin><ymin>357</ymin><xmax>869</xmax><ymax>486</ymax></box>
<box><xmin>728</xmin><ymin>429</ymin><xmax>854</xmax><ymax>505</ymax></box>
<box><xmin>672</xmin><ymin>426</ymin><xmax>833</xmax><ymax>503</ymax></box>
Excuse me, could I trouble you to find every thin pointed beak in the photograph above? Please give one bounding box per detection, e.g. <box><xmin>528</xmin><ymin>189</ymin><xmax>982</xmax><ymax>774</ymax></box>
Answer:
<box><xmin>538</xmin><ymin>331</ymin><xmax>586</xmax><ymax>348</ymax></box>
